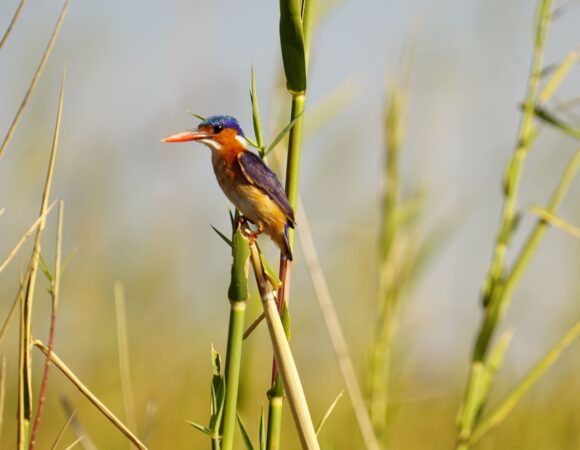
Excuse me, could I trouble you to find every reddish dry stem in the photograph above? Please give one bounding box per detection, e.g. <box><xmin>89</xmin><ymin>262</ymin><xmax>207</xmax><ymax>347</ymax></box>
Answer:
<box><xmin>28</xmin><ymin>302</ymin><xmax>57</xmax><ymax>449</ymax></box>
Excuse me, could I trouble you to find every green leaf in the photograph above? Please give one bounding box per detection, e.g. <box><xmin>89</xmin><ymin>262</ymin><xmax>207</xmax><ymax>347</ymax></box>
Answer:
<box><xmin>533</xmin><ymin>105</ymin><xmax>580</xmax><ymax>139</ymax></box>
<box><xmin>236</xmin><ymin>412</ymin><xmax>255</xmax><ymax>450</ymax></box>
<box><xmin>315</xmin><ymin>391</ymin><xmax>343</xmax><ymax>436</ymax></box>
<box><xmin>245</xmin><ymin>136</ymin><xmax>260</xmax><ymax>150</ymax></box>
<box><xmin>279</xmin><ymin>0</ymin><xmax>306</xmax><ymax>93</ymax></box>
<box><xmin>250</xmin><ymin>66</ymin><xmax>264</xmax><ymax>153</ymax></box>
<box><xmin>263</xmin><ymin>111</ymin><xmax>305</xmax><ymax>158</ymax></box>
<box><xmin>38</xmin><ymin>255</ymin><xmax>54</xmax><ymax>283</ymax></box>
<box><xmin>227</xmin><ymin>226</ymin><xmax>251</xmax><ymax>302</ymax></box>
<box><xmin>188</xmin><ymin>421</ymin><xmax>213</xmax><ymax>437</ymax></box>
<box><xmin>260</xmin><ymin>253</ymin><xmax>282</xmax><ymax>289</ymax></box>
<box><xmin>209</xmin><ymin>345</ymin><xmax>226</xmax><ymax>432</ymax></box>
<box><xmin>281</xmin><ymin>300</ymin><xmax>291</xmax><ymax>340</ymax></box>
<box><xmin>211</xmin><ymin>225</ymin><xmax>233</xmax><ymax>247</ymax></box>
<box><xmin>188</xmin><ymin>112</ymin><xmax>207</xmax><ymax>121</ymax></box>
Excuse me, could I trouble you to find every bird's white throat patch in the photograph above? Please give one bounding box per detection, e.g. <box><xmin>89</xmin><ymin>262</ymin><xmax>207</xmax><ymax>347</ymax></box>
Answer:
<box><xmin>236</xmin><ymin>135</ymin><xmax>248</xmax><ymax>148</ymax></box>
<box><xmin>200</xmin><ymin>138</ymin><xmax>223</xmax><ymax>151</ymax></box>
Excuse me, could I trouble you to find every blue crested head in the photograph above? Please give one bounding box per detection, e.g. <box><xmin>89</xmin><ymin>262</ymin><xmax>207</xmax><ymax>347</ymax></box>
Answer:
<box><xmin>199</xmin><ymin>115</ymin><xmax>244</xmax><ymax>137</ymax></box>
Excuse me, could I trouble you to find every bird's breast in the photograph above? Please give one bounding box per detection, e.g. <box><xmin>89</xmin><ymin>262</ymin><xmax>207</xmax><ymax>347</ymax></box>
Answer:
<box><xmin>211</xmin><ymin>152</ymin><xmax>287</xmax><ymax>231</ymax></box>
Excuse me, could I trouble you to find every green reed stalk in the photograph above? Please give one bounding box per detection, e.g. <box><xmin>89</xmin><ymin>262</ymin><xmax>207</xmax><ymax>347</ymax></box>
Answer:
<box><xmin>456</xmin><ymin>1</ymin><xmax>556</xmax><ymax>446</ymax></box>
<box><xmin>369</xmin><ymin>86</ymin><xmax>403</xmax><ymax>440</ymax></box>
<box><xmin>221</xmin><ymin>225</ymin><xmax>251</xmax><ymax>450</ymax></box>
<box><xmin>267</xmin><ymin>0</ymin><xmax>312</xmax><ymax>447</ymax></box>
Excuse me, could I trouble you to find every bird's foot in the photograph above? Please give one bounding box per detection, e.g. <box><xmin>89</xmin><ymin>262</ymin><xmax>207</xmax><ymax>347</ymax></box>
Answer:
<box><xmin>236</xmin><ymin>215</ymin><xmax>262</xmax><ymax>245</ymax></box>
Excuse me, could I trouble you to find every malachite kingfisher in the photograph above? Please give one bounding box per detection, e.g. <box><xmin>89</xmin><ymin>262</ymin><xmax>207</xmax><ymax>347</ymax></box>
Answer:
<box><xmin>162</xmin><ymin>115</ymin><xmax>295</xmax><ymax>260</ymax></box>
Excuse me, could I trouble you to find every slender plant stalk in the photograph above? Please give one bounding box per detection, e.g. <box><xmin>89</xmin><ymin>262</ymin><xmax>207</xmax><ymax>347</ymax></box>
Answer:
<box><xmin>456</xmin><ymin>1</ymin><xmax>554</xmax><ymax>445</ymax></box>
<box><xmin>248</xmin><ymin>241</ymin><xmax>319</xmax><ymax>450</ymax></box>
<box><xmin>368</xmin><ymin>66</ymin><xmax>411</xmax><ymax>443</ymax></box>
<box><xmin>0</xmin><ymin>0</ymin><xmax>27</xmax><ymax>50</ymax></box>
<box><xmin>268</xmin><ymin>0</ymin><xmax>313</xmax><ymax>444</ymax></box>
<box><xmin>220</xmin><ymin>225</ymin><xmax>251</xmax><ymax>450</ymax></box>
<box><xmin>17</xmin><ymin>272</ymin><xmax>27</xmax><ymax>449</ymax></box>
<box><xmin>476</xmin><ymin>0</ymin><xmax>553</xmax><ymax>358</ymax></box>
<box><xmin>18</xmin><ymin>68</ymin><xmax>66</xmax><ymax>450</ymax></box>
<box><xmin>32</xmin><ymin>339</ymin><xmax>147</xmax><ymax>450</ymax></box>
<box><xmin>0</xmin><ymin>355</ymin><xmax>6</xmax><ymax>445</ymax></box>
<box><xmin>29</xmin><ymin>201</ymin><xmax>64</xmax><ymax>450</ymax></box>
<box><xmin>457</xmin><ymin>148</ymin><xmax>580</xmax><ymax>449</ymax></box>
<box><xmin>0</xmin><ymin>1</ymin><xmax>69</xmax><ymax>163</ymax></box>
<box><xmin>114</xmin><ymin>282</ymin><xmax>139</xmax><ymax>439</ymax></box>
<box><xmin>296</xmin><ymin>199</ymin><xmax>380</xmax><ymax>450</ymax></box>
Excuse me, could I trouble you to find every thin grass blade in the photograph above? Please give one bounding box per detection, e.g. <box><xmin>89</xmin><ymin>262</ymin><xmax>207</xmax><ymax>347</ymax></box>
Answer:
<box><xmin>211</xmin><ymin>225</ymin><xmax>233</xmax><ymax>247</ymax></box>
<box><xmin>114</xmin><ymin>282</ymin><xmax>139</xmax><ymax>436</ymax></box>
<box><xmin>236</xmin><ymin>412</ymin><xmax>255</xmax><ymax>450</ymax></box>
<box><xmin>0</xmin><ymin>200</ymin><xmax>56</xmax><ymax>273</ymax></box>
<box><xmin>315</xmin><ymin>391</ymin><xmax>343</xmax><ymax>436</ymax></box>
<box><xmin>0</xmin><ymin>0</ymin><xmax>28</xmax><ymax>50</ymax></box>
<box><xmin>0</xmin><ymin>1</ymin><xmax>69</xmax><ymax>162</ymax></box>
<box><xmin>50</xmin><ymin>410</ymin><xmax>76</xmax><ymax>450</ymax></box>
<box><xmin>250</xmin><ymin>65</ymin><xmax>264</xmax><ymax>154</ymax></box>
<box><xmin>263</xmin><ymin>112</ymin><xmax>304</xmax><ymax>158</ymax></box>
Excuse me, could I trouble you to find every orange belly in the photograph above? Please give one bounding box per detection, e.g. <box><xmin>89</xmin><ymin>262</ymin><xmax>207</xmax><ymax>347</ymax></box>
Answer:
<box><xmin>212</xmin><ymin>153</ymin><xmax>289</xmax><ymax>252</ymax></box>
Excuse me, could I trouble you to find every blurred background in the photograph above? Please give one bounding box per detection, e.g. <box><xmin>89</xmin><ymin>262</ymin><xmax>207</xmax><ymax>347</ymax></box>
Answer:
<box><xmin>1</xmin><ymin>0</ymin><xmax>580</xmax><ymax>448</ymax></box>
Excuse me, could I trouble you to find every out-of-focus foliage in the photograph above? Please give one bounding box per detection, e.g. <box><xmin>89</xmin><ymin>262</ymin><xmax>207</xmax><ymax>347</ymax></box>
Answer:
<box><xmin>1</xmin><ymin>0</ymin><xmax>580</xmax><ymax>449</ymax></box>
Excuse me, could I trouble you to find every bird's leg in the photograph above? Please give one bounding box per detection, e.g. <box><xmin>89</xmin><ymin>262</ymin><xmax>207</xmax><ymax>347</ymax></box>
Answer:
<box><xmin>238</xmin><ymin>216</ymin><xmax>263</xmax><ymax>244</ymax></box>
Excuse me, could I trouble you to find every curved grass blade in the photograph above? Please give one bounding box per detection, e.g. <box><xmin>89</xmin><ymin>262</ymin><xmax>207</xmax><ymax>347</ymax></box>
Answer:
<box><xmin>315</xmin><ymin>391</ymin><xmax>343</xmax><ymax>436</ymax></box>
<box><xmin>263</xmin><ymin>111</ymin><xmax>304</xmax><ymax>158</ymax></box>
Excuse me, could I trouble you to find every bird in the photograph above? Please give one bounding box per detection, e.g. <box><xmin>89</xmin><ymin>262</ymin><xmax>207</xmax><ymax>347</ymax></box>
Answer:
<box><xmin>162</xmin><ymin>115</ymin><xmax>295</xmax><ymax>260</ymax></box>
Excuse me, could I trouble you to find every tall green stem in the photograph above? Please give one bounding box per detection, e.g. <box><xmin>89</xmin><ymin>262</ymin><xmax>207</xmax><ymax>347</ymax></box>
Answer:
<box><xmin>221</xmin><ymin>226</ymin><xmax>251</xmax><ymax>450</ymax></box>
<box><xmin>268</xmin><ymin>0</ymin><xmax>311</xmax><ymax>446</ymax></box>
<box><xmin>456</xmin><ymin>1</ymin><xmax>555</xmax><ymax>446</ymax></box>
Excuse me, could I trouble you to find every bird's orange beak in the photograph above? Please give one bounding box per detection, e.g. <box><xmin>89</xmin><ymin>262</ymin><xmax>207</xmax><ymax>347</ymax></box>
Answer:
<box><xmin>161</xmin><ymin>130</ymin><xmax>211</xmax><ymax>143</ymax></box>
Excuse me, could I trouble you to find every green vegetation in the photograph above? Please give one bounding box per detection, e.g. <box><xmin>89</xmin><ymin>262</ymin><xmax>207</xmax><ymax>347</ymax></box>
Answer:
<box><xmin>2</xmin><ymin>0</ymin><xmax>580</xmax><ymax>449</ymax></box>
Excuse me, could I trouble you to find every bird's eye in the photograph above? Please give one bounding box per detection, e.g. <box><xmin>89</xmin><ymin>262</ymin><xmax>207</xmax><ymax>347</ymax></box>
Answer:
<box><xmin>213</xmin><ymin>125</ymin><xmax>224</xmax><ymax>134</ymax></box>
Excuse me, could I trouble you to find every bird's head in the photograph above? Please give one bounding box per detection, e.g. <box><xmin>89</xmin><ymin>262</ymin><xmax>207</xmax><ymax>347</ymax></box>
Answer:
<box><xmin>162</xmin><ymin>115</ymin><xmax>247</xmax><ymax>151</ymax></box>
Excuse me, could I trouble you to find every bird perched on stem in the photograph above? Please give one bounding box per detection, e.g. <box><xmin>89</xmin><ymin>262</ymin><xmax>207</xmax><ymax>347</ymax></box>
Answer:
<box><xmin>162</xmin><ymin>115</ymin><xmax>295</xmax><ymax>260</ymax></box>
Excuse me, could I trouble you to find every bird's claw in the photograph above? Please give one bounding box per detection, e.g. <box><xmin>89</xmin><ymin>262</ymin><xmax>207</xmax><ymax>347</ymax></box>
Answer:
<box><xmin>236</xmin><ymin>215</ymin><xmax>262</xmax><ymax>245</ymax></box>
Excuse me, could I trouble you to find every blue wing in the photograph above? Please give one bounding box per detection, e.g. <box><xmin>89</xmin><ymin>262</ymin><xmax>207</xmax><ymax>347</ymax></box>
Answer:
<box><xmin>237</xmin><ymin>152</ymin><xmax>295</xmax><ymax>227</ymax></box>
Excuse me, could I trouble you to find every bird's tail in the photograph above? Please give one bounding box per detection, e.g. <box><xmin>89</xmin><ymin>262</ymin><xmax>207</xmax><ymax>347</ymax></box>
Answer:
<box><xmin>281</xmin><ymin>223</ymin><xmax>293</xmax><ymax>261</ymax></box>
